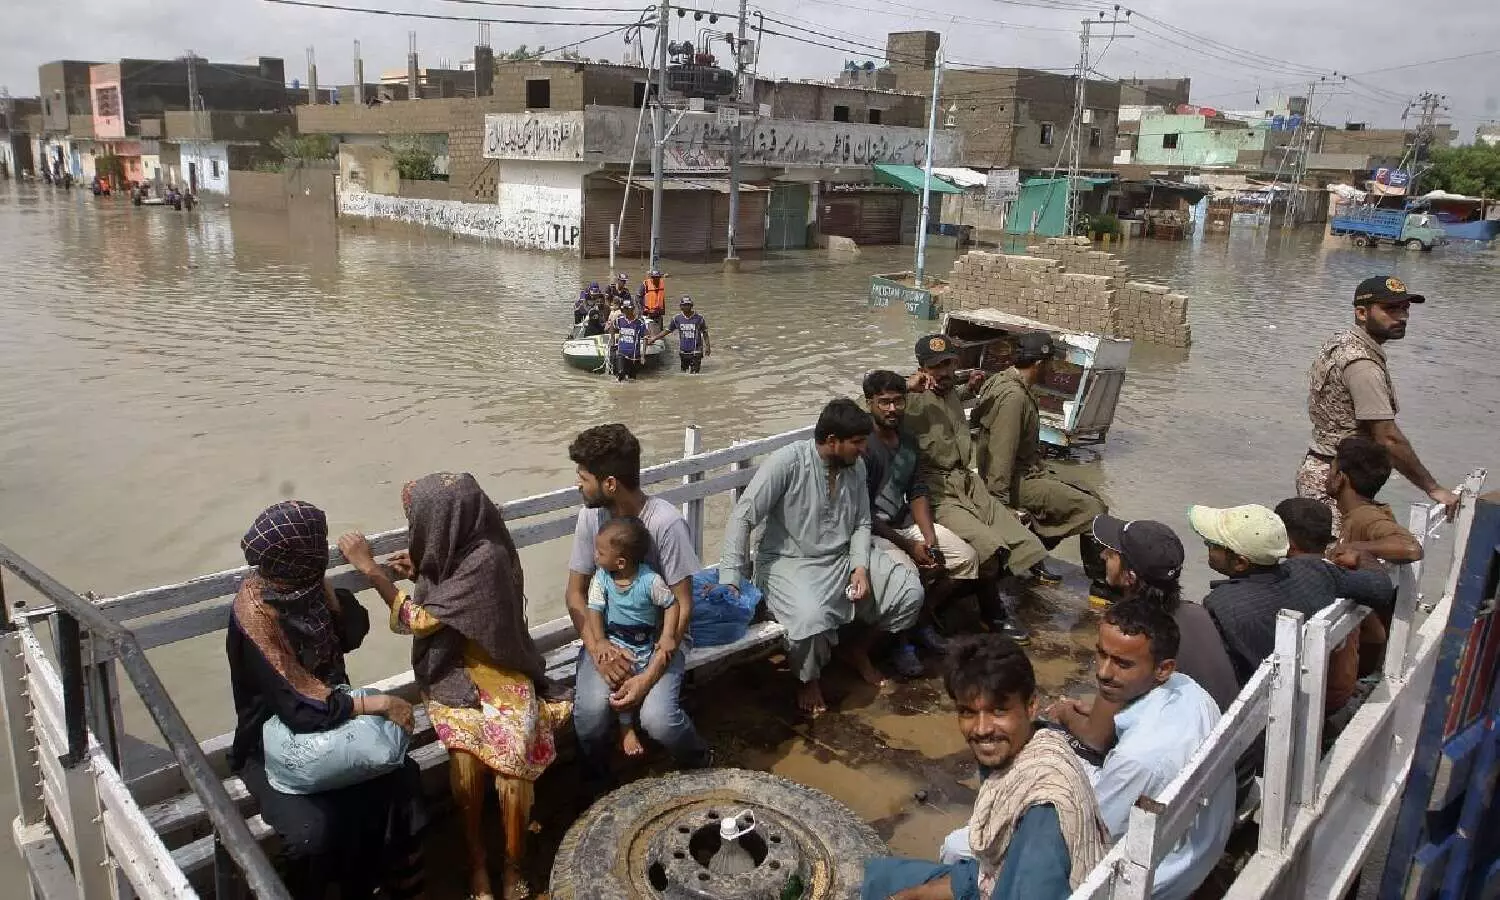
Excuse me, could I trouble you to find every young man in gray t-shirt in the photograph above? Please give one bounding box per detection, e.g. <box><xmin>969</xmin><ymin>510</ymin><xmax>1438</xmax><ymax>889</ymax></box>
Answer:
<box><xmin>564</xmin><ymin>424</ymin><xmax>708</xmax><ymax>794</ymax></box>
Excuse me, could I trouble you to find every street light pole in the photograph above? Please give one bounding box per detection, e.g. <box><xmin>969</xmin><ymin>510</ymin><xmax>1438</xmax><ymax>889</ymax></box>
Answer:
<box><xmin>649</xmin><ymin>0</ymin><xmax>670</xmax><ymax>272</ymax></box>
<box><xmin>914</xmin><ymin>44</ymin><xmax>943</xmax><ymax>289</ymax></box>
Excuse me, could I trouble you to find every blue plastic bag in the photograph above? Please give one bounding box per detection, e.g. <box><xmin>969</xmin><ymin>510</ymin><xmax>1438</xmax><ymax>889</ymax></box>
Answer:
<box><xmin>689</xmin><ymin>568</ymin><xmax>761</xmax><ymax>648</ymax></box>
<box><xmin>262</xmin><ymin>687</ymin><xmax>410</xmax><ymax>795</ymax></box>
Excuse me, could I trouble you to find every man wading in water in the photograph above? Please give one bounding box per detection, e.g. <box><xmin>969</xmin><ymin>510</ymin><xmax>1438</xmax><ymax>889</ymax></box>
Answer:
<box><xmin>1297</xmin><ymin>275</ymin><xmax>1457</xmax><ymax>526</ymax></box>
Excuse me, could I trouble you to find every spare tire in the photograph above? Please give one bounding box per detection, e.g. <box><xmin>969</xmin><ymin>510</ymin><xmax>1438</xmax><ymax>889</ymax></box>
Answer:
<box><xmin>551</xmin><ymin>769</ymin><xmax>886</xmax><ymax>900</ymax></box>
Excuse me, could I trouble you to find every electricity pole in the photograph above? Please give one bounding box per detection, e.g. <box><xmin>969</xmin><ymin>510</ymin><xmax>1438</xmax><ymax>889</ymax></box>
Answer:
<box><xmin>724</xmin><ymin>0</ymin><xmax>749</xmax><ymax>267</ymax></box>
<box><xmin>185</xmin><ymin>51</ymin><xmax>199</xmax><ymax>114</ymax></box>
<box><xmin>1408</xmin><ymin>91</ymin><xmax>1445</xmax><ymax>196</ymax></box>
<box><xmin>913</xmin><ymin>43</ymin><xmax>944</xmax><ymax>289</ymax></box>
<box><xmin>1065</xmin><ymin>16</ymin><xmax>1129</xmax><ymax>237</ymax></box>
<box><xmin>649</xmin><ymin>0</ymin><xmax>670</xmax><ymax>272</ymax></box>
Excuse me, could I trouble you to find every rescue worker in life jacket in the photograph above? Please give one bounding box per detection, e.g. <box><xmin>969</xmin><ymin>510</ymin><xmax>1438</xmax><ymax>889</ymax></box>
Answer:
<box><xmin>638</xmin><ymin>270</ymin><xmax>668</xmax><ymax>322</ymax></box>
<box><xmin>605</xmin><ymin>273</ymin><xmax>632</xmax><ymax>305</ymax></box>
<box><xmin>608</xmin><ymin>299</ymin><xmax>650</xmax><ymax>381</ymax></box>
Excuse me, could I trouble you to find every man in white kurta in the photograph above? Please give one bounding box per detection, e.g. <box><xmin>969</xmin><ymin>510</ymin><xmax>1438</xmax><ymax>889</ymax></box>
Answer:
<box><xmin>719</xmin><ymin>399</ymin><xmax>923</xmax><ymax>713</ymax></box>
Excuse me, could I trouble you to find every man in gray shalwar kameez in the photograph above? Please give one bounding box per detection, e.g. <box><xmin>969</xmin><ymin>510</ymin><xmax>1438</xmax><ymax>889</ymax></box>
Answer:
<box><xmin>720</xmin><ymin>399</ymin><xmax>924</xmax><ymax>714</ymax></box>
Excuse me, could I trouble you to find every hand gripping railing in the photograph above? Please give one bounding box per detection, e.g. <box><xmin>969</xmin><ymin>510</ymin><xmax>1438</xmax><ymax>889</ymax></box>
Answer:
<box><xmin>0</xmin><ymin>541</ymin><xmax>291</xmax><ymax>900</ymax></box>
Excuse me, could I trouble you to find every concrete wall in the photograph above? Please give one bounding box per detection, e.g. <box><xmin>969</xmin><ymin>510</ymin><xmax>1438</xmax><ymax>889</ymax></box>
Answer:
<box><xmin>228</xmin><ymin>164</ymin><xmax>336</xmax><ymax>217</ymax></box>
<box><xmin>1135</xmin><ymin>113</ymin><xmax>1270</xmax><ymax>167</ymax></box>
<box><xmin>757</xmin><ymin>81</ymin><xmax>924</xmax><ymax>127</ymax></box>
<box><xmin>945</xmin><ymin>237</ymin><xmax>1191</xmax><ymax>347</ymax></box>
<box><xmin>1012</xmin><ymin>71</ymin><xmax>1120</xmax><ymax>171</ymax></box>
<box><xmin>164</xmin><ymin>110</ymin><xmax>295</xmax><ymax>143</ymax></box>
<box><xmin>180</xmin><ymin>141</ymin><xmax>230</xmax><ymax>193</ymax></box>
<box><xmin>339</xmin><ymin>143</ymin><xmax>399</xmax><ymax>195</ymax></box>
<box><xmin>90</xmin><ymin>65</ymin><xmax>124</xmax><ymax>139</ymax></box>
<box><xmin>397</xmin><ymin>179</ymin><xmax>452</xmax><ymax>201</ymax></box>
<box><xmin>1118</xmin><ymin>78</ymin><xmax>1191</xmax><ymax>108</ymax></box>
<box><xmin>495</xmin><ymin>159</ymin><xmax>587</xmax><ymax>250</ymax></box>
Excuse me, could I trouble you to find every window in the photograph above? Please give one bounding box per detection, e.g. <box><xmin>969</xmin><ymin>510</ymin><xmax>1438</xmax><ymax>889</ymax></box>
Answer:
<box><xmin>632</xmin><ymin>81</ymin><xmax>647</xmax><ymax>108</ymax></box>
<box><xmin>833</xmin><ymin>105</ymin><xmax>850</xmax><ymax>123</ymax></box>
<box><xmin>211</xmin><ymin>159</ymin><xmax>221</xmax><ymax>179</ymax></box>
<box><xmin>1162</xmin><ymin>133</ymin><xmax>1179</xmax><ymax>149</ymax></box>
<box><xmin>525</xmin><ymin>79</ymin><xmax>551</xmax><ymax>109</ymax></box>
<box><xmin>867</xmin><ymin>108</ymin><xmax>882</xmax><ymax>125</ymax></box>
<box><xmin>43</xmin><ymin>98</ymin><xmax>51</xmax><ymax>117</ymax></box>
<box><xmin>1089</xmin><ymin>127</ymin><xmax>1102</xmax><ymax>148</ymax></box>
<box><xmin>1039</xmin><ymin>123</ymin><xmax>1054</xmax><ymax>146</ymax></box>
<box><xmin>95</xmin><ymin>86</ymin><xmax>121</xmax><ymax>118</ymax></box>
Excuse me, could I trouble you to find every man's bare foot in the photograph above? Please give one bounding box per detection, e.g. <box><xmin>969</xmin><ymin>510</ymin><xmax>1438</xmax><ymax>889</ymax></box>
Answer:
<box><xmin>501</xmin><ymin>864</ymin><xmax>531</xmax><ymax>900</ymax></box>
<box><xmin>796</xmin><ymin>680</ymin><xmax>828</xmax><ymax>715</ymax></box>
<box><xmin>842</xmin><ymin>646</ymin><xmax>888</xmax><ymax>688</ymax></box>
<box><xmin>621</xmin><ymin>726</ymin><xmax>646</xmax><ymax>757</ymax></box>
<box><xmin>470</xmin><ymin>865</ymin><xmax>495</xmax><ymax>900</ymax></box>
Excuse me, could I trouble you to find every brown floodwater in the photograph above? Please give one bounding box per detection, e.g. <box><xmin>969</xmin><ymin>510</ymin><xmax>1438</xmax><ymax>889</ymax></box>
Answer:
<box><xmin>1</xmin><ymin>181</ymin><xmax>1497</xmax><ymax>881</ymax></box>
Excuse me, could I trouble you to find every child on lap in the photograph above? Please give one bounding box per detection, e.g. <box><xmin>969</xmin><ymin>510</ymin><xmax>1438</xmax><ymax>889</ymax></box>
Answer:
<box><xmin>589</xmin><ymin>517</ymin><xmax>678</xmax><ymax>756</ymax></box>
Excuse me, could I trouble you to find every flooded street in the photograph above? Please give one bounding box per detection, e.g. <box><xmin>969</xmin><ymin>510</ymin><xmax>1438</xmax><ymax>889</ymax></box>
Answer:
<box><xmin>1</xmin><ymin>181</ymin><xmax>1498</xmax><ymax>879</ymax></box>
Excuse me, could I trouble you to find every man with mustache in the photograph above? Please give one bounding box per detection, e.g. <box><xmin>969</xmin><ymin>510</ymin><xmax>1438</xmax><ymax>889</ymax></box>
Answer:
<box><xmin>1070</xmin><ymin>599</ymin><xmax>1234</xmax><ymax>900</ymax></box>
<box><xmin>861</xmin><ymin>635</ymin><xmax>1107</xmax><ymax>900</ymax></box>
<box><xmin>1297</xmin><ymin>275</ymin><xmax>1457</xmax><ymax>526</ymax></box>
<box><xmin>720</xmin><ymin>398</ymin><xmax>923</xmax><ymax>715</ymax></box>
<box><xmin>903</xmin><ymin>334</ymin><xmax>1049</xmax><ymax>644</ymax></box>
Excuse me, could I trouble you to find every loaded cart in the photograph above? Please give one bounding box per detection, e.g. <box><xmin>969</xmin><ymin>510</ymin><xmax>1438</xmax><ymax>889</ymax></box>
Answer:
<box><xmin>942</xmin><ymin>309</ymin><xmax>1131</xmax><ymax>447</ymax></box>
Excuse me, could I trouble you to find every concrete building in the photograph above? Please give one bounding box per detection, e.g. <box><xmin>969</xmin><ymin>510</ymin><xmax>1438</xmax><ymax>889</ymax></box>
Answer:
<box><xmin>36</xmin><ymin>61</ymin><xmax>99</xmax><ymax>180</ymax></box>
<box><xmin>162</xmin><ymin>110</ymin><xmax>296</xmax><ymax>193</ymax></box>
<box><xmin>876</xmin><ymin>31</ymin><xmax>1120</xmax><ymax>172</ymax></box>
<box><xmin>298</xmin><ymin>54</ymin><xmax>947</xmax><ymax>255</ymax></box>
<box><xmin>1118</xmin><ymin>78</ymin><xmax>1191</xmax><ymax>108</ymax></box>
<box><xmin>1478</xmin><ymin>123</ymin><xmax>1500</xmax><ymax>148</ymax></box>
<box><xmin>1</xmin><ymin>95</ymin><xmax>41</xmax><ymax>178</ymax></box>
<box><xmin>86</xmin><ymin>56</ymin><xmax>289</xmax><ymax>186</ymax></box>
<box><xmin>1133</xmin><ymin>111</ymin><xmax>1273</xmax><ymax>168</ymax></box>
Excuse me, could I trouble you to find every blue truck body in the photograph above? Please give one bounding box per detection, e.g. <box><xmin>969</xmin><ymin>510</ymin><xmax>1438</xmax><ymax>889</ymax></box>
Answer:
<box><xmin>1330</xmin><ymin>205</ymin><xmax>1446</xmax><ymax>249</ymax></box>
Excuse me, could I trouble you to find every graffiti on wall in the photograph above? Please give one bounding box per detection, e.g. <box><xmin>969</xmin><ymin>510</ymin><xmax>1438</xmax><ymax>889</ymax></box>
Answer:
<box><xmin>483</xmin><ymin>112</ymin><xmax>586</xmax><ymax>161</ymax></box>
<box><xmin>582</xmin><ymin>107</ymin><xmax>961</xmax><ymax>171</ymax></box>
<box><xmin>339</xmin><ymin>189</ymin><xmax>581</xmax><ymax>252</ymax></box>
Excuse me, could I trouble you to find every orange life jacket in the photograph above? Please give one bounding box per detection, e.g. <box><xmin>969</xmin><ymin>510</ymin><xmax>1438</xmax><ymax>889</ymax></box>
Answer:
<box><xmin>641</xmin><ymin>278</ymin><xmax>667</xmax><ymax>316</ymax></box>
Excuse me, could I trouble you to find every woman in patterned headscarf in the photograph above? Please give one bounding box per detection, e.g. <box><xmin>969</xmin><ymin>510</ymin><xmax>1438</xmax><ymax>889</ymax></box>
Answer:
<box><xmin>339</xmin><ymin>473</ymin><xmax>570</xmax><ymax>900</ymax></box>
<box><xmin>227</xmin><ymin>500</ymin><xmax>428</xmax><ymax>900</ymax></box>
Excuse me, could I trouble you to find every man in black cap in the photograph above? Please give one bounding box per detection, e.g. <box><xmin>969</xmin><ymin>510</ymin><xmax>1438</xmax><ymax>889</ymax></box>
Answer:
<box><xmin>1298</xmin><ymin>275</ymin><xmax>1457</xmax><ymax>525</ymax></box>
<box><xmin>903</xmin><ymin>334</ymin><xmax>1049</xmax><ymax>643</ymax></box>
<box><xmin>971</xmin><ymin>331</ymin><xmax>1110</xmax><ymax>599</ymax></box>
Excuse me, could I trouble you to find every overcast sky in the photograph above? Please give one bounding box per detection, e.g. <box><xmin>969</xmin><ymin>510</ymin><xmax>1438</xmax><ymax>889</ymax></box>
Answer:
<box><xmin>3</xmin><ymin>0</ymin><xmax>1496</xmax><ymax>140</ymax></box>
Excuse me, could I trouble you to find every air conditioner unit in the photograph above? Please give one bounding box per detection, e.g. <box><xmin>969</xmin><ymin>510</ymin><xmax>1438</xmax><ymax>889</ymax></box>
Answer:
<box><xmin>1082</xmin><ymin>108</ymin><xmax>1094</xmax><ymax>125</ymax></box>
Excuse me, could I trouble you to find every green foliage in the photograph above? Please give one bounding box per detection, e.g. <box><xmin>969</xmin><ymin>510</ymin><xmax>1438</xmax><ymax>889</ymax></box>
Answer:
<box><xmin>269</xmin><ymin>130</ymin><xmax>336</xmax><ymax>168</ymax></box>
<box><xmin>95</xmin><ymin>153</ymin><xmax>126</xmax><ymax>184</ymax></box>
<box><xmin>1092</xmin><ymin>213</ymin><xmax>1122</xmax><ymax>238</ymax></box>
<box><xmin>387</xmin><ymin>139</ymin><xmax>438</xmax><ymax>181</ymax></box>
<box><xmin>1423</xmin><ymin>144</ymin><xmax>1500</xmax><ymax>197</ymax></box>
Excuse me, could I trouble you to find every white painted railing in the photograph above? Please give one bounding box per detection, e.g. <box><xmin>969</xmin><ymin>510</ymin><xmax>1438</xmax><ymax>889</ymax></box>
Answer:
<box><xmin>2</xmin><ymin>411</ymin><xmax>1484</xmax><ymax>900</ymax></box>
<box><xmin>1072</xmin><ymin>470</ymin><xmax>1487</xmax><ymax>900</ymax></box>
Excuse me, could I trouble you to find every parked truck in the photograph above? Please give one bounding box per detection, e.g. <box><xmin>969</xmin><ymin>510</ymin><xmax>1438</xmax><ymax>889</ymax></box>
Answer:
<box><xmin>1330</xmin><ymin>204</ymin><xmax>1446</xmax><ymax>250</ymax></box>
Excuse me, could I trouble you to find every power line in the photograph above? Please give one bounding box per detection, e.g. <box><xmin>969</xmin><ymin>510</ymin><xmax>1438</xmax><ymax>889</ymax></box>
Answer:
<box><xmin>430</xmin><ymin>0</ymin><xmax>646</xmax><ymax>9</ymax></box>
<box><xmin>260</xmin><ymin>0</ymin><xmax>638</xmax><ymax>26</ymax></box>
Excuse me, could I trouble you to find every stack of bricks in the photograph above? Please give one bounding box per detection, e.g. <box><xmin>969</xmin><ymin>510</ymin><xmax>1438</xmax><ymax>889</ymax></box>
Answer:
<box><xmin>942</xmin><ymin>236</ymin><xmax>1192</xmax><ymax>347</ymax></box>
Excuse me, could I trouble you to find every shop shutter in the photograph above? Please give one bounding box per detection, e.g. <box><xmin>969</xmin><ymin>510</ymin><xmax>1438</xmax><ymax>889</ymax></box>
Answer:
<box><xmin>656</xmin><ymin>191</ymin><xmax>713</xmax><ymax>261</ymax></box>
<box><xmin>709</xmin><ymin>190</ymin><xmax>769</xmax><ymax>252</ymax></box>
<box><xmin>767</xmin><ymin>183</ymin><xmax>810</xmax><ymax>249</ymax></box>
<box><xmin>582</xmin><ymin>185</ymin><xmax>650</xmax><ymax>261</ymax></box>
<box><xmin>820</xmin><ymin>197</ymin><xmax>860</xmax><ymax>240</ymax></box>
<box><xmin>856</xmin><ymin>193</ymin><xmax>903</xmax><ymax>245</ymax></box>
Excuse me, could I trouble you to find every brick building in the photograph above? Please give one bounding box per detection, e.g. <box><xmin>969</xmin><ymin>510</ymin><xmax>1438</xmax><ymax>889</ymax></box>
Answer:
<box><xmin>882</xmin><ymin>31</ymin><xmax>1121</xmax><ymax>172</ymax></box>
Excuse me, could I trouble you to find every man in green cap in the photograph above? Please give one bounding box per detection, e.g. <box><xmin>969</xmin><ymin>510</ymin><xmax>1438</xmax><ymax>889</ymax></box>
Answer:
<box><xmin>904</xmin><ymin>334</ymin><xmax>1049</xmax><ymax>643</ymax></box>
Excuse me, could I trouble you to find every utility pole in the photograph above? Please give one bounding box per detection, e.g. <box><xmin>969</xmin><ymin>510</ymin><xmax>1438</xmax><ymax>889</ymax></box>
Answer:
<box><xmin>1065</xmin><ymin>16</ymin><xmax>1129</xmax><ymax>237</ymax></box>
<box><xmin>1408</xmin><ymin>91</ymin><xmax>1446</xmax><ymax>196</ymax></box>
<box><xmin>306</xmin><ymin>47</ymin><xmax>319</xmax><ymax>106</ymax></box>
<box><xmin>913</xmin><ymin>43</ymin><xmax>944</xmax><ymax>289</ymax></box>
<box><xmin>649</xmin><ymin>0</ymin><xmax>670</xmax><ymax>272</ymax></box>
<box><xmin>185</xmin><ymin>51</ymin><xmax>200</xmax><ymax>114</ymax></box>
<box><xmin>354</xmin><ymin>40</ymin><xmax>365</xmax><ymax>104</ymax></box>
<box><xmin>724</xmin><ymin>0</ymin><xmax>749</xmax><ymax>268</ymax></box>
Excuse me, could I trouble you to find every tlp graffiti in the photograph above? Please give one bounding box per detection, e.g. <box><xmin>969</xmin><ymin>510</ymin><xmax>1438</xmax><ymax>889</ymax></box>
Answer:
<box><xmin>483</xmin><ymin>113</ymin><xmax>584</xmax><ymax>160</ymax></box>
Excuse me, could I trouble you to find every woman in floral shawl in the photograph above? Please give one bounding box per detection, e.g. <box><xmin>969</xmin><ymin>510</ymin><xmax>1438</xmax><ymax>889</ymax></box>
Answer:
<box><xmin>340</xmin><ymin>473</ymin><xmax>570</xmax><ymax>900</ymax></box>
<box><xmin>227</xmin><ymin>500</ymin><xmax>427</xmax><ymax>900</ymax></box>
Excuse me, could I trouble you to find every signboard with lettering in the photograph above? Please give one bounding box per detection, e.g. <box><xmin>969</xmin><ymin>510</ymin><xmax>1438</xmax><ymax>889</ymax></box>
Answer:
<box><xmin>985</xmin><ymin>168</ymin><xmax>1020</xmax><ymax>205</ymax></box>
<box><xmin>1374</xmin><ymin>167</ymin><xmax>1411</xmax><ymax>188</ymax></box>
<box><xmin>868</xmin><ymin>275</ymin><xmax>940</xmax><ymax>320</ymax></box>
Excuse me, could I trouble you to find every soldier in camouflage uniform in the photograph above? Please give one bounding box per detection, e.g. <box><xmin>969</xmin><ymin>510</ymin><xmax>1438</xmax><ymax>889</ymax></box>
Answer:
<box><xmin>1297</xmin><ymin>275</ymin><xmax>1458</xmax><ymax>529</ymax></box>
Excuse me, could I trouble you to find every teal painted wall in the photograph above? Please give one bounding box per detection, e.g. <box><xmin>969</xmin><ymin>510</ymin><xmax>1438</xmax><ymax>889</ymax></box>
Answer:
<box><xmin>1135</xmin><ymin>113</ymin><xmax>1270</xmax><ymax>167</ymax></box>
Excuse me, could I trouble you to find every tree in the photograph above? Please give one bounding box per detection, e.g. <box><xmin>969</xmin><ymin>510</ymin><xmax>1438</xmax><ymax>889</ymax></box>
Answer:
<box><xmin>1423</xmin><ymin>144</ymin><xmax>1500</xmax><ymax>197</ymax></box>
<box><xmin>387</xmin><ymin>138</ymin><xmax>438</xmax><ymax>181</ymax></box>
<box><xmin>267</xmin><ymin>130</ymin><xmax>337</xmax><ymax>171</ymax></box>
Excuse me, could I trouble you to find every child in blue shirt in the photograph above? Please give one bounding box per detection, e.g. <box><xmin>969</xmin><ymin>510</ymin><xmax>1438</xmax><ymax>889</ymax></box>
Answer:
<box><xmin>588</xmin><ymin>516</ymin><xmax>678</xmax><ymax>756</ymax></box>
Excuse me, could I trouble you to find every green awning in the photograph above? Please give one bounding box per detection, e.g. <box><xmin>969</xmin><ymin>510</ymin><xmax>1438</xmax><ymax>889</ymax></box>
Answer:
<box><xmin>873</xmin><ymin>163</ymin><xmax>965</xmax><ymax>195</ymax></box>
